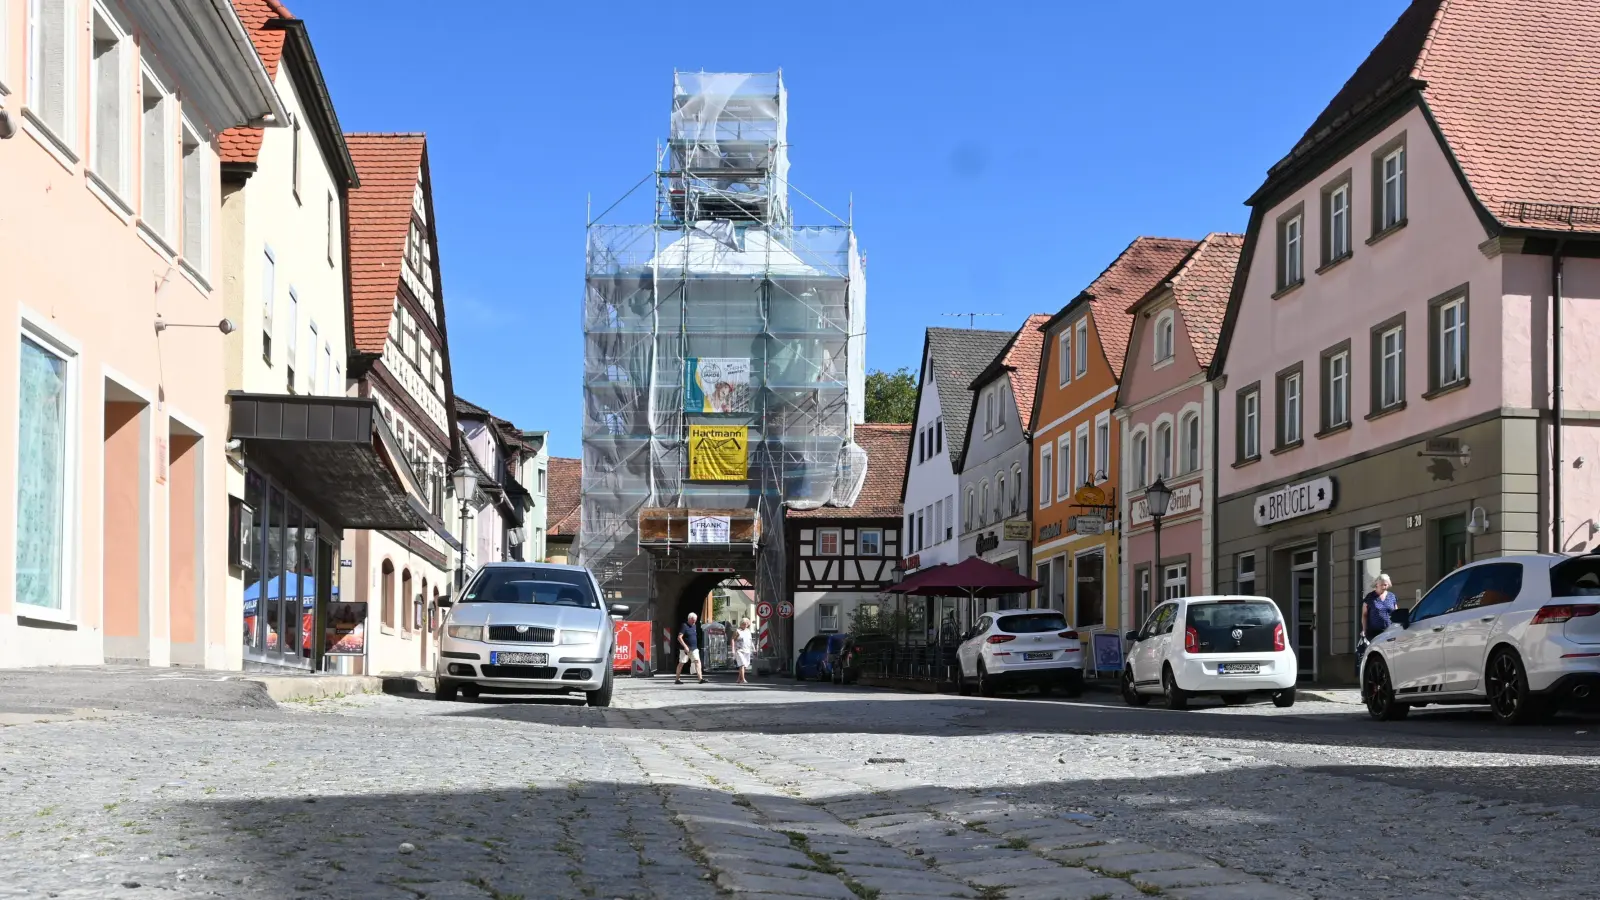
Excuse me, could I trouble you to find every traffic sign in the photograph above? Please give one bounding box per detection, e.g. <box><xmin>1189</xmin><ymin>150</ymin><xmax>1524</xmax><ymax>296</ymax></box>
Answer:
<box><xmin>756</xmin><ymin>601</ymin><xmax>774</xmax><ymax>619</ymax></box>
<box><xmin>777</xmin><ymin>601</ymin><xmax>794</xmax><ymax>619</ymax></box>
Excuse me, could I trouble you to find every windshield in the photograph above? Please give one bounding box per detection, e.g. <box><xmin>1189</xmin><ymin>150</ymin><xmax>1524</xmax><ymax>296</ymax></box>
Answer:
<box><xmin>461</xmin><ymin>568</ymin><xmax>599</xmax><ymax>609</ymax></box>
<box><xmin>998</xmin><ymin>613</ymin><xmax>1068</xmax><ymax>634</ymax></box>
<box><xmin>1551</xmin><ymin>557</ymin><xmax>1600</xmax><ymax>597</ymax></box>
<box><xmin>1185</xmin><ymin>600</ymin><xmax>1281</xmax><ymax>654</ymax></box>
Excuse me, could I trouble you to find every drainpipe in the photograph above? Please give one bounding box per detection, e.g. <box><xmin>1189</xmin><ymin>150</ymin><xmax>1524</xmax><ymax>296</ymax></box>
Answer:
<box><xmin>1553</xmin><ymin>240</ymin><xmax>1566</xmax><ymax>552</ymax></box>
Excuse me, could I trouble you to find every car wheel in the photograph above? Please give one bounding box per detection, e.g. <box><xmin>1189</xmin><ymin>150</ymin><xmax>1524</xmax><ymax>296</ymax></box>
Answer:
<box><xmin>1485</xmin><ymin>648</ymin><xmax>1547</xmax><ymax>725</ymax></box>
<box><xmin>1363</xmin><ymin>655</ymin><xmax>1408</xmax><ymax>721</ymax></box>
<box><xmin>978</xmin><ymin>663</ymin><xmax>997</xmax><ymax>698</ymax></box>
<box><xmin>1222</xmin><ymin>694</ymin><xmax>1250</xmax><ymax>705</ymax></box>
<box><xmin>1121</xmin><ymin>667</ymin><xmax>1150</xmax><ymax>707</ymax></box>
<box><xmin>435</xmin><ymin>682</ymin><xmax>458</xmax><ymax>702</ymax></box>
<box><xmin>1063</xmin><ymin>669</ymin><xmax>1085</xmax><ymax>699</ymax></box>
<box><xmin>955</xmin><ymin>664</ymin><xmax>972</xmax><ymax>696</ymax></box>
<box><xmin>1272</xmin><ymin>688</ymin><xmax>1297</xmax><ymax>708</ymax></box>
<box><xmin>586</xmin><ymin>669</ymin><xmax>614</xmax><ymax>708</ymax></box>
<box><xmin>1162</xmin><ymin>666</ymin><xmax>1189</xmax><ymax>711</ymax></box>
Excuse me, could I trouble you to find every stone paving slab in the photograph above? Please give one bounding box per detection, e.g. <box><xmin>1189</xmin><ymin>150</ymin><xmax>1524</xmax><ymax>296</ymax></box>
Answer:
<box><xmin>1132</xmin><ymin>868</ymin><xmax>1263</xmax><ymax>891</ymax></box>
<box><xmin>1089</xmin><ymin>850</ymin><xmax>1221</xmax><ymax>874</ymax></box>
<box><xmin>713</xmin><ymin>869</ymin><xmax>857</xmax><ymax>898</ymax></box>
<box><xmin>1166</xmin><ymin>884</ymin><xmax>1312</xmax><ymax>900</ymax></box>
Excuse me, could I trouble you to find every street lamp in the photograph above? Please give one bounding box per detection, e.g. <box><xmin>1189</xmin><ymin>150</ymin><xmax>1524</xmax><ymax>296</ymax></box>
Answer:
<box><xmin>451</xmin><ymin>462</ymin><xmax>478</xmax><ymax>591</ymax></box>
<box><xmin>1144</xmin><ymin>476</ymin><xmax>1174</xmax><ymax>618</ymax></box>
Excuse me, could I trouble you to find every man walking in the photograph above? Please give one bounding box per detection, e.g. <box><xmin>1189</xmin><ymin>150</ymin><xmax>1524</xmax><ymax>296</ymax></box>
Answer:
<box><xmin>676</xmin><ymin>612</ymin><xmax>707</xmax><ymax>684</ymax></box>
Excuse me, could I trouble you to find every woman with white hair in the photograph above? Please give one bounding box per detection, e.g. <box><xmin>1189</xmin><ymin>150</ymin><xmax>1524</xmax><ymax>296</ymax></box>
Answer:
<box><xmin>1361</xmin><ymin>574</ymin><xmax>1399</xmax><ymax>641</ymax></box>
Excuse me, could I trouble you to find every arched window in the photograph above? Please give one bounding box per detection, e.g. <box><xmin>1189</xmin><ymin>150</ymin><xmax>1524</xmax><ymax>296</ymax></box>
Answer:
<box><xmin>401</xmin><ymin>569</ymin><xmax>413</xmax><ymax>633</ymax></box>
<box><xmin>1155</xmin><ymin>422</ymin><xmax>1173</xmax><ymax>479</ymax></box>
<box><xmin>995</xmin><ymin>472</ymin><xmax>1006</xmax><ymax>520</ymax></box>
<box><xmin>979</xmin><ymin>481</ymin><xmax>989</xmax><ymax>526</ymax></box>
<box><xmin>1181</xmin><ymin>412</ymin><xmax>1202</xmax><ymax>474</ymax></box>
<box><xmin>1155</xmin><ymin>311</ymin><xmax>1176</xmax><ymax>362</ymax></box>
<box><xmin>965</xmin><ymin>487</ymin><xmax>975</xmax><ymax>530</ymax></box>
<box><xmin>381</xmin><ymin>560</ymin><xmax>396</xmax><ymax>627</ymax></box>
<box><xmin>1133</xmin><ymin>431</ymin><xmax>1149</xmax><ymax>488</ymax></box>
<box><xmin>419</xmin><ymin>577</ymin><xmax>430</xmax><ymax>631</ymax></box>
<box><xmin>1011</xmin><ymin>465</ymin><xmax>1023</xmax><ymax>515</ymax></box>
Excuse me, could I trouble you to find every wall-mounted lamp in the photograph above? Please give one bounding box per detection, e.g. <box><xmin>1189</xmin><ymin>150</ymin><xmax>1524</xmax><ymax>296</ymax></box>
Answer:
<box><xmin>155</xmin><ymin>316</ymin><xmax>235</xmax><ymax>335</ymax></box>
<box><xmin>0</xmin><ymin>110</ymin><xmax>16</xmax><ymax>140</ymax></box>
<box><xmin>1466</xmin><ymin>506</ymin><xmax>1492</xmax><ymax>536</ymax></box>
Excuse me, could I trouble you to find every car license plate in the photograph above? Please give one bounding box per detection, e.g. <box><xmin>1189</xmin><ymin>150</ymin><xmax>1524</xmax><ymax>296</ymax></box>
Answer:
<box><xmin>491</xmin><ymin>651</ymin><xmax>547</xmax><ymax>666</ymax></box>
<box><xmin>1218</xmin><ymin>663</ymin><xmax>1260</xmax><ymax>675</ymax></box>
<box><xmin>1024</xmin><ymin>651</ymin><xmax>1053</xmax><ymax>661</ymax></box>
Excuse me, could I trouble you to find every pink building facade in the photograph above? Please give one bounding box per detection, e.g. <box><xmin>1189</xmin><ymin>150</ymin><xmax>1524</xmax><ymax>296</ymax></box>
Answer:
<box><xmin>1116</xmin><ymin>235</ymin><xmax>1239</xmax><ymax>631</ymax></box>
<box><xmin>1211</xmin><ymin>0</ymin><xmax>1600</xmax><ymax>683</ymax></box>
<box><xmin>0</xmin><ymin>0</ymin><xmax>282</xmax><ymax>667</ymax></box>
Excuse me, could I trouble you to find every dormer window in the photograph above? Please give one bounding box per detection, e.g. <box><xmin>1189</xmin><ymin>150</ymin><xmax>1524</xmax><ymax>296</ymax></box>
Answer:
<box><xmin>1154</xmin><ymin>311</ymin><xmax>1175</xmax><ymax>363</ymax></box>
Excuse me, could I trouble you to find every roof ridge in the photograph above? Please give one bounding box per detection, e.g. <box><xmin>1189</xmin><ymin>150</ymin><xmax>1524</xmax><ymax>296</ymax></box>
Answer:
<box><xmin>1410</xmin><ymin>0</ymin><xmax>1452</xmax><ymax>77</ymax></box>
<box><xmin>346</xmin><ymin>131</ymin><xmax>427</xmax><ymax>139</ymax></box>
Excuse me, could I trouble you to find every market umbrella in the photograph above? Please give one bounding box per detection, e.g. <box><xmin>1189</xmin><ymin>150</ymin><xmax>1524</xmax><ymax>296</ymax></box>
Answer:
<box><xmin>890</xmin><ymin>556</ymin><xmax>1041</xmax><ymax>633</ymax></box>
<box><xmin>884</xmin><ymin>563</ymin><xmax>950</xmax><ymax>595</ymax></box>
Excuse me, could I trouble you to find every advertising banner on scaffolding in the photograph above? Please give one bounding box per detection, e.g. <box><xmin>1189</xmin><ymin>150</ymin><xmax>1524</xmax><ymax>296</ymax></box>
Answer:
<box><xmin>688</xmin><ymin>425</ymin><xmax>748</xmax><ymax>480</ymax></box>
<box><xmin>685</xmin><ymin>358</ymin><xmax>752</xmax><ymax>413</ymax></box>
<box><xmin>688</xmin><ymin>515</ymin><xmax>732</xmax><ymax>543</ymax></box>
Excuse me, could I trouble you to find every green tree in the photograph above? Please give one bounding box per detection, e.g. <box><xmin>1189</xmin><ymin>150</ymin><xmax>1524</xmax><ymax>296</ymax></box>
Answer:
<box><xmin>864</xmin><ymin>367</ymin><xmax>918</xmax><ymax>423</ymax></box>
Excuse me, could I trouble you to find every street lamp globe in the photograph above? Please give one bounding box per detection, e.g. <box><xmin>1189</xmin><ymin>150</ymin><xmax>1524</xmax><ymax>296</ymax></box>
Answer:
<box><xmin>890</xmin><ymin>562</ymin><xmax>906</xmax><ymax>585</ymax></box>
<box><xmin>1145</xmin><ymin>476</ymin><xmax>1174</xmax><ymax>519</ymax></box>
<box><xmin>451</xmin><ymin>463</ymin><xmax>478</xmax><ymax>502</ymax></box>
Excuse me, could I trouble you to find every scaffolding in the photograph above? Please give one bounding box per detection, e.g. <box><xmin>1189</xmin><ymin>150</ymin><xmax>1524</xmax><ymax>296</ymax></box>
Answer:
<box><xmin>581</xmin><ymin>72</ymin><xmax>866</xmax><ymax>639</ymax></box>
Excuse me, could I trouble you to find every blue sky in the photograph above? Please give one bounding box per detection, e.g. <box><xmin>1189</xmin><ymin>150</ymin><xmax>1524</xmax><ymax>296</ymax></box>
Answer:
<box><xmin>294</xmin><ymin>0</ymin><xmax>1409</xmax><ymax>458</ymax></box>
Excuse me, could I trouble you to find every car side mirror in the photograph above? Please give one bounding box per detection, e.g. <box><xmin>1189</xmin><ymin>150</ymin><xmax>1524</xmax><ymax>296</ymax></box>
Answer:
<box><xmin>437</xmin><ymin>595</ymin><xmax>455</xmax><ymax>609</ymax></box>
<box><xmin>1392</xmin><ymin>608</ymin><xmax>1411</xmax><ymax>628</ymax></box>
<box><xmin>609</xmin><ymin>603</ymin><xmax>631</xmax><ymax>617</ymax></box>
<box><xmin>1124</xmin><ymin>631</ymin><xmax>1140</xmax><ymax>642</ymax></box>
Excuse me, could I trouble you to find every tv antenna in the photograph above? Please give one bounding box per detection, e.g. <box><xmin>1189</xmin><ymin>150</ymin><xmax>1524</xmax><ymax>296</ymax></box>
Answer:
<box><xmin>943</xmin><ymin>312</ymin><xmax>1002</xmax><ymax>328</ymax></box>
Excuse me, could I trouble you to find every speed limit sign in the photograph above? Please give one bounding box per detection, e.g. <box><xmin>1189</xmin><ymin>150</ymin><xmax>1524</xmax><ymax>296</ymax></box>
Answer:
<box><xmin>777</xmin><ymin>601</ymin><xmax>794</xmax><ymax>619</ymax></box>
<box><xmin>756</xmin><ymin>601</ymin><xmax>774</xmax><ymax>619</ymax></box>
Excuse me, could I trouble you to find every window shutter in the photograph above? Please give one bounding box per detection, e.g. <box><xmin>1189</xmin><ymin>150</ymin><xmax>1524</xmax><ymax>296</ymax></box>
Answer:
<box><xmin>39</xmin><ymin>0</ymin><xmax>70</xmax><ymax>137</ymax></box>
<box><xmin>92</xmin><ymin>31</ymin><xmax>121</xmax><ymax>187</ymax></box>
<box><xmin>181</xmin><ymin>134</ymin><xmax>203</xmax><ymax>262</ymax></box>
<box><xmin>262</xmin><ymin>251</ymin><xmax>276</xmax><ymax>333</ymax></box>
<box><xmin>141</xmin><ymin>88</ymin><xmax>167</xmax><ymax>235</ymax></box>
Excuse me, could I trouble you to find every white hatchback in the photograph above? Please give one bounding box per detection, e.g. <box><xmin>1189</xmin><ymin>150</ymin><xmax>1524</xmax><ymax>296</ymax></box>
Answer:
<box><xmin>955</xmin><ymin>609</ymin><xmax>1084</xmax><ymax>697</ymax></box>
<box><xmin>1121</xmin><ymin>595</ymin><xmax>1298</xmax><ymax>709</ymax></box>
<box><xmin>1362</xmin><ymin>553</ymin><xmax>1600</xmax><ymax>725</ymax></box>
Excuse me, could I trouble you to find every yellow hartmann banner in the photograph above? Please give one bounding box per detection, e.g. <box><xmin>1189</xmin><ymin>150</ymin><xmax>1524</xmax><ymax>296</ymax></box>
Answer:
<box><xmin>688</xmin><ymin>425</ymin><xmax>749</xmax><ymax>481</ymax></box>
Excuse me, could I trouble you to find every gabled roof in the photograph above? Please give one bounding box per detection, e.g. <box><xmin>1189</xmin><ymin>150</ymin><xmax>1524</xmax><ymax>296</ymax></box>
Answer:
<box><xmin>922</xmin><ymin>328</ymin><xmax>1013</xmax><ymax>466</ymax></box>
<box><xmin>1075</xmin><ymin>238</ymin><xmax>1199</xmax><ymax>380</ymax></box>
<box><xmin>346</xmin><ymin>133</ymin><xmax>427</xmax><ymax>355</ymax></box>
<box><xmin>545</xmin><ymin>457</ymin><xmax>582</xmax><ymax>537</ymax></box>
<box><xmin>1127</xmin><ymin>233</ymin><xmax>1243</xmax><ymax>370</ymax></box>
<box><xmin>454</xmin><ymin>396</ymin><xmax>489</xmax><ymax>418</ymax></box>
<box><xmin>968</xmin><ymin>314</ymin><xmax>1052</xmax><ymax>430</ymax></box>
<box><xmin>789</xmin><ymin>424</ymin><xmax>910</xmax><ymax>519</ymax></box>
<box><xmin>219</xmin><ymin>0</ymin><xmax>290</xmax><ymax>165</ymax></box>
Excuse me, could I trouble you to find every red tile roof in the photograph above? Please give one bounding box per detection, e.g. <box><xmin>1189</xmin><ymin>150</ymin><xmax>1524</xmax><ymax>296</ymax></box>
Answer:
<box><xmin>219</xmin><ymin>0</ymin><xmax>294</xmax><ymax>165</ymax></box>
<box><xmin>1166</xmin><ymin>233</ymin><xmax>1244</xmax><ymax>369</ymax></box>
<box><xmin>345</xmin><ymin>133</ymin><xmax>427</xmax><ymax>355</ymax></box>
<box><xmin>790</xmin><ymin>424</ymin><xmax>911</xmax><ymax>519</ymax></box>
<box><xmin>1003</xmin><ymin>314</ymin><xmax>1052</xmax><ymax>431</ymax></box>
<box><xmin>1082</xmin><ymin>238</ymin><xmax>1199</xmax><ymax>379</ymax></box>
<box><xmin>545</xmin><ymin>457</ymin><xmax>582</xmax><ymax>536</ymax></box>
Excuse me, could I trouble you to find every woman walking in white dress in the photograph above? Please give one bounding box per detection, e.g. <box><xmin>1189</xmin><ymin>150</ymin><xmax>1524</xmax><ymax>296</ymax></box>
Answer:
<box><xmin>734</xmin><ymin>618</ymin><xmax>756</xmax><ymax>685</ymax></box>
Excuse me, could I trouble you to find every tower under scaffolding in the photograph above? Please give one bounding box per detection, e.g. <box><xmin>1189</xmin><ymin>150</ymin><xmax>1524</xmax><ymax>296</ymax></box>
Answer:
<box><xmin>581</xmin><ymin>72</ymin><xmax>866</xmax><ymax>661</ymax></box>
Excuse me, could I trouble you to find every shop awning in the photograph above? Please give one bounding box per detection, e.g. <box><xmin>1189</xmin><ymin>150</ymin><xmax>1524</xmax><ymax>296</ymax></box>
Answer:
<box><xmin>228</xmin><ymin>392</ymin><xmax>426</xmax><ymax>531</ymax></box>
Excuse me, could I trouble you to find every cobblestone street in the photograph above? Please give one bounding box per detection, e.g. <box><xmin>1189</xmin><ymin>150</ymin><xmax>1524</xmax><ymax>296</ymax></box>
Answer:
<box><xmin>3</xmin><ymin>674</ymin><xmax>1600</xmax><ymax>899</ymax></box>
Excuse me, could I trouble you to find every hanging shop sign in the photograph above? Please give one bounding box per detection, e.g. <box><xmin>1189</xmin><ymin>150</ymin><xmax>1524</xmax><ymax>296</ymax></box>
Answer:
<box><xmin>688</xmin><ymin>425</ymin><xmax>748</xmax><ymax>481</ymax></box>
<box><xmin>685</xmin><ymin>358</ymin><xmax>753</xmax><ymax>413</ymax></box>
<box><xmin>1131</xmin><ymin>484</ymin><xmax>1203</xmax><ymax>525</ymax></box>
<box><xmin>1074</xmin><ymin>485</ymin><xmax>1107</xmax><ymax>507</ymax></box>
<box><xmin>688</xmin><ymin>515</ymin><xmax>731</xmax><ymax>544</ymax></box>
<box><xmin>1072</xmin><ymin>514</ymin><xmax>1106</xmax><ymax>535</ymax></box>
<box><xmin>1253</xmin><ymin>476</ymin><xmax>1336</xmax><ymax>527</ymax></box>
<box><xmin>1003</xmin><ymin>518</ymin><xmax>1032</xmax><ymax>541</ymax></box>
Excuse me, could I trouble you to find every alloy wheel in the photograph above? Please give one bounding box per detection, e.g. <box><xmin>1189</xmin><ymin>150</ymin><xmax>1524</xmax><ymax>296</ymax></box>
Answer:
<box><xmin>1363</xmin><ymin>656</ymin><xmax>1407</xmax><ymax>721</ymax></box>
<box><xmin>1483</xmin><ymin>650</ymin><xmax>1544</xmax><ymax>725</ymax></box>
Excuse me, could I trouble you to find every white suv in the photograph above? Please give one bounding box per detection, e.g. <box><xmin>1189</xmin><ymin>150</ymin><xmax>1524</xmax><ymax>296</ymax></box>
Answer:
<box><xmin>1362</xmin><ymin>554</ymin><xmax>1600</xmax><ymax>725</ymax></box>
<box><xmin>955</xmin><ymin>610</ymin><xmax>1085</xmax><ymax>697</ymax></box>
<box><xmin>1121</xmin><ymin>596</ymin><xmax>1298</xmax><ymax>709</ymax></box>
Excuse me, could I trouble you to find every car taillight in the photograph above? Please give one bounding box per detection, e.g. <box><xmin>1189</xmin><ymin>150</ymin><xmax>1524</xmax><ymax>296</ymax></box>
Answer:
<box><xmin>1531</xmin><ymin>604</ymin><xmax>1600</xmax><ymax>624</ymax></box>
<box><xmin>986</xmin><ymin>635</ymin><xmax>1016</xmax><ymax>644</ymax></box>
<box><xmin>1184</xmin><ymin>627</ymin><xmax>1200</xmax><ymax>653</ymax></box>
<box><xmin>1272</xmin><ymin>622</ymin><xmax>1286</xmax><ymax>651</ymax></box>
<box><xmin>1058</xmin><ymin>630</ymin><xmax>1079</xmax><ymax>640</ymax></box>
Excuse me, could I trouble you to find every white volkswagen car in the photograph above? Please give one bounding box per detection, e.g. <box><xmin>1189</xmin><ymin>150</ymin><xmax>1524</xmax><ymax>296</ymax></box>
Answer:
<box><xmin>435</xmin><ymin>563</ymin><xmax>628</xmax><ymax>706</ymax></box>
<box><xmin>1121</xmin><ymin>595</ymin><xmax>1298</xmax><ymax>709</ymax></box>
<box><xmin>955</xmin><ymin>609</ymin><xmax>1084</xmax><ymax>697</ymax></box>
<box><xmin>1362</xmin><ymin>554</ymin><xmax>1600</xmax><ymax>725</ymax></box>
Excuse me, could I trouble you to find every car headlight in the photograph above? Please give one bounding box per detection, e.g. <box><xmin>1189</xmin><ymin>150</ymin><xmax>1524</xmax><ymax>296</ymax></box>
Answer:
<box><xmin>446</xmin><ymin>624</ymin><xmax>484</xmax><ymax>641</ymax></box>
<box><xmin>560</xmin><ymin>630</ymin><xmax>598</xmax><ymax>645</ymax></box>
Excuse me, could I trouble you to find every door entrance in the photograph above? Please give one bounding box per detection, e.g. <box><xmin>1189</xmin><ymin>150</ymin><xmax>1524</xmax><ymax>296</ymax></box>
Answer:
<box><xmin>1291</xmin><ymin>548</ymin><xmax>1317</xmax><ymax>680</ymax></box>
<box><xmin>1436</xmin><ymin>514</ymin><xmax>1468</xmax><ymax>582</ymax></box>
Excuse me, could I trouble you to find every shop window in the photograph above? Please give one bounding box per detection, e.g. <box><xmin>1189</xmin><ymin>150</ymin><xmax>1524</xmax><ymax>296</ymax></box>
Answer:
<box><xmin>1075</xmin><ymin>551</ymin><xmax>1105</xmax><ymax>628</ymax></box>
<box><xmin>16</xmin><ymin>327</ymin><xmax>77</xmax><ymax>615</ymax></box>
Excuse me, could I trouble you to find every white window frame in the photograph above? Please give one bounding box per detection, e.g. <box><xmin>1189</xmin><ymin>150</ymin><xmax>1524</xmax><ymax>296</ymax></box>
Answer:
<box><xmin>1011</xmin><ymin>464</ymin><xmax>1023</xmax><ymax>516</ymax></box>
<box><xmin>261</xmin><ymin>246</ymin><xmax>276</xmax><ymax>365</ymax></box>
<box><xmin>307</xmin><ymin>321</ymin><xmax>320</xmax><ymax>395</ymax></box>
<box><xmin>984</xmin><ymin>388</ymin><xmax>995</xmax><ymax>435</ymax></box>
<box><xmin>1058</xmin><ymin>331</ymin><xmax>1071</xmax><ymax>386</ymax></box>
<box><xmin>1237</xmin><ymin>553</ymin><xmax>1256</xmax><ymax>595</ymax></box>
<box><xmin>817</xmin><ymin>528</ymin><xmax>840</xmax><ymax>556</ymax></box>
<box><xmin>14</xmin><ymin>315</ymin><xmax>82</xmax><ymax>623</ymax></box>
<box><xmin>1382</xmin><ymin>146</ymin><xmax>1406</xmax><ymax>230</ymax></box>
<box><xmin>1131</xmin><ymin>426</ymin><xmax>1149</xmax><ymax>489</ymax></box>
<box><xmin>1330</xmin><ymin>350</ymin><xmax>1350</xmax><ymax>427</ymax></box>
<box><xmin>290</xmin><ymin>112</ymin><xmax>302</xmax><ymax>201</ymax></box>
<box><xmin>859</xmin><ymin>528</ymin><xmax>882</xmax><ymax>556</ymax></box>
<box><xmin>1179</xmin><ymin>410</ymin><xmax>1201</xmax><ymax>474</ymax></box>
<box><xmin>965</xmin><ymin>487</ymin><xmax>974</xmax><ymax>531</ymax></box>
<box><xmin>1056</xmin><ymin>434</ymin><xmax>1070</xmax><ymax>500</ymax></box>
<box><xmin>993</xmin><ymin>471</ymin><xmax>1005</xmax><ymax>521</ymax></box>
<box><xmin>1284</xmin><ymin>214</ymin><xmax>1304</xmax><ymax>285</ymax></box>
<box><xmin>1075</xmin><ymin>423</ymin><xmax>1090</xmax><ymax>492</ymax></box>
<box><xmin>995</xmin><ymin>381</ymin><xmax>1007</xmax><ymax>432</ymax></box>
<box><xmin>818</xmin><ymin>603</ymin><xmax>841</xmax><ymax>634</ymax></box>
<box><xmin>25</xmin><ymin>0</ymin><xmax>78</xmax><ymax>160</ymax></box>
<box><xmin>944</xmin><ymin>493</ymin><xmax>953</xmax><ymax>540</ymax></box>
<box><xmin>1329</xmin><ymin>183</ymin><xmax>1350</xmax><ymax>260</ymax></box>
<box><xmin>1154</xmin><ymin>310</ymin><xmax>1175</xmax><ymax>363</ymax></box>
<box><xmin>138</xmin><ymin>61</ymin><xmax>174</xmax><ymax>248</ymax></box>
<box><xmin>1038</xmin><ymin>443</ymin><xmax>1053</xmax><ymax>507</ymax></box>
<box><xmin>286</xmin><ymin>287</ymin><xmax>300</xmax><ymax>383</ymax></box>
<box><xmin>1094</xmin><ymin>413</ymin><xmax>1110</xmax><ymax>483</ymax></box>
<box><xmin>978</xmin><ymin>481</ymin><xmax>989</xmax><ymax>527</ymax></box>
<box><xmin>1243</xmin><ymin>390</ymin><xmax>1260</xmax><ymax>460</ymax></box>
<box><xmin>323</xmin><ymin>342</ymin><xmax>333</xmax><ymax>395</ymax></box>
<box><xmin>1381</xmin><ymin>325</ymin><xmax>1404</xmax><ymax>408</ymax></box>
<box><xmin>1438</xmin><ymin>297</ymin><xmax>1466</xmax><ymax>388</ymax></box>
<box><xmin>933</xmin><ymin>498</ymin><xmax>945</xmax><ymax>544</ymax></box>
<box><xmin>1284</xmin><ymin>372</ymin><xmax>1302</xmax><ymax>445</ymax></box>
<box><xmin>327</xmin><ymin>190</ymin><xmax>337</xmax><ymax>266</ymax></box>
<box><xmin>179</xmin><ymin>119</ymin><xmax>208</xmax><ymax>281</ymax></box>
<box><xmin>1154</xmin><ymin>420</ymin><xmax>1172</xmax><ymax>479</ymax></box>
<box><xmin>87</xmin><ymin>3</ymin><xmax>130</xmax><ymax>207</ymax></box>
<box><xmin>1074</xmin><ymin>320</ymin><xmax>1088</xmax><ymax>377</ymax></box>
<box><xmin>1163</xmin><ymin>562</ymin><xmax>1189</xmax><ymax>601</ymax></box>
